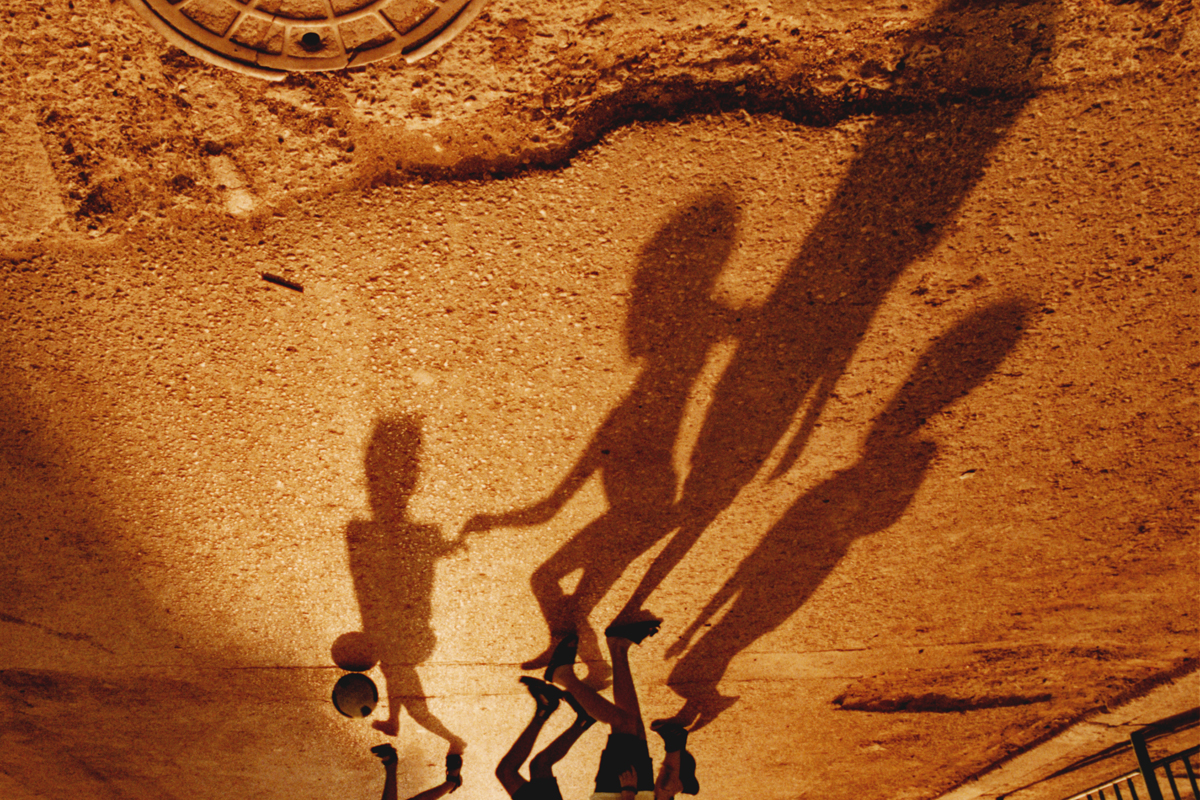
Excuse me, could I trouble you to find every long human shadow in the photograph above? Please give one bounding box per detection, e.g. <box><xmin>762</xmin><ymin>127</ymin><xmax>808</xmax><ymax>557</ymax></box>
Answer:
<box><xmin>661</xmin><ymin>299</ymin><xmax>1035</xmax><ymax>729</ymax></box>
<box><xmin>619</xmin><ymin>0</ymin><xmax>1059</xmax><ymax>620</ymax></box>
<box><xmin>342</xmin><ymin>414</ymin><xmax>465</xmax><ymax>751</ymax></box>
<box><xmin>461</xmin><ymin>191</ymin><xmax>740</xmax><ymax>678</ymax></box>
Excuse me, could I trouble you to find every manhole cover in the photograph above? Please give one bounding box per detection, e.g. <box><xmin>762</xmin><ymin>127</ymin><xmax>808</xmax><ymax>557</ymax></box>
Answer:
<box><xmin>125</xmin><ymin>0</ymin><xmax>487</xmax><ymax>80</ymax></box>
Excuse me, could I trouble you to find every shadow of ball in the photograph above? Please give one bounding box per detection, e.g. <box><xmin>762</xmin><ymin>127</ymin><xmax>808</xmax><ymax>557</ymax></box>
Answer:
<box><xmin>331</xmin><ymin>631</ymin><xmax>378</xmax><ymax>672</ymax></box>
<box><xmin>333</xmin><ymin>673</ymin><xmax>379</xmax><ymax>718</ymax></box>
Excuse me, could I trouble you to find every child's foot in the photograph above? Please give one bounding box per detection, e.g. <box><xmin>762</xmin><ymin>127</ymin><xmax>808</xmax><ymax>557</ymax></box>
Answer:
<box><xmin>519</xmin><ymin>676</ymin><xmax>562</xmax><ymax>717</ymax></box>
<box><xmin>604</xmin><ymin>618</ymin><xmax>662</xmax><ymax>644</ymax></box>
<box><xmin>370</xmin><ymin>744</ymin><xmax>398</xmax><ymax>765</ymax></box>
<box><xmin>561</xmin><ymin>689</ymin><xmax>596</xmax><ymax>730</ymax></box>
<box><xmin>544</xmin><ymin>633</ymin><xmax>579</xmax><ymax>683</ymax></box>
<box><xmin>445</xmin><ymin>753</ymin><xmax>463</xmax><ymax>792</ymax></box>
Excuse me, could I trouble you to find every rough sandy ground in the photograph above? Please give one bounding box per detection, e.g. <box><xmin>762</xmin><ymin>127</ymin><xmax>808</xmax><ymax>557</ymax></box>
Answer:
<box><xmin>1</xmin><ymin>1</ymin><xmax>1197</xmax><ymax>799</ymax></box>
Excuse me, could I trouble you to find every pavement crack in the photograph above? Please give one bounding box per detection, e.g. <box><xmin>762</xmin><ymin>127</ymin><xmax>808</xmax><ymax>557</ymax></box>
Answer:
<box><xmin>0</xmin><ymin>613</ymin><xmax>115</xmax><ymax>654</ymax></box>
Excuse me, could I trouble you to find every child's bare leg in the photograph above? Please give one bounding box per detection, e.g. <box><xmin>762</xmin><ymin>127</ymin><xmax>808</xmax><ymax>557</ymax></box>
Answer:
<box><xmin>529</xmin><ymin>714</ymin><xmax>592</xmax><ymax>779</ymax></box>
<box><xmin>607</xmin><ymin>636</ymin><xmax>645</xmax><ymax>738</ymax></box>
<box><xmin>404</xmin><ymin>782</ymin><xmax>456</xmax><ymax>800</ymax></box>
<box><xmin>654</xmin><ymin>751</ymin><xmax>683</xmax><ymax>800</ymax></box>
<box><xmin>497</xmin><ymin>678</ymin><xmax>558</xmax><ymax>796</ymax></box>
<box><xmin>651</xmin><ymin>721</ymin><xmax>697</xmax><ymax>797</ymax></box>
<box><xmin>376</xmin><ymin>744</ymin><xmax>460</xmax><ymax>800</ymax></box>
<box><xmin>381</xmin><ymin>761</ymin><xmax>398</xmax><ymax>800</ymax></box>
<box><xmin>549</xmin><ymin>665</ymin><xmax>637</xmax><ymax>732</ymax></box>
<box><xmin>495</xmin><ymin>714</ymin><xmax>548</xmax><ymax>795</ymax></box>
<box><xmin>407</xmin><ymin>754</ymin><xmax>462</xmax><ymax>800</ymax></box>
<box><xmin>373</xmin><ymin>746</ymin><xmax>400</xmax><ymax>800</ymax></box>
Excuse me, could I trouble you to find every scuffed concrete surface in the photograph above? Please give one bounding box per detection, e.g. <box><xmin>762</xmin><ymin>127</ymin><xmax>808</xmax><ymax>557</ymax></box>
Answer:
<box><xmin>938</xmin><ymin>667</ymin><xmax>1200</xmax><ymax>799</ymax></box>
<box><xmin>1</xmin><ymin>0</ymin><xmax>1197</xmax><ymax>799</ymax></box>
<box><xmin>1</xmin><ymin>0</ymin><xmax>1195</xmax><ymax>231</ymax></box>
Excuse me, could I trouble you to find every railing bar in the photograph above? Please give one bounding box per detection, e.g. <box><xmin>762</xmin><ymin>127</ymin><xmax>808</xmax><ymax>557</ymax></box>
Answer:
<box><xmin>1153</xmin><ymin>746</ymin><xmax>1200</xmax><ymax>770</ymax></box>
<box><xmin>1066</xmin><ymin>748</ymin><xmax>1200</xmax><ymax>800</ymax></box>
<box><xmin>1183</xmin><ymin>756</ymin><xmax>1199</xmax><ymax>799</ymax></box>
<box><xmin>1067</xmin><ymin>773</ymin><xmax>1157</xmax><ymax>800</ymax></box>
<box><xmin>1131</xmin><ymin>730</ymin><xmax>1166</xmax><ymax>800</ymax></box>
<box><xmin>1162</xmin><ymin>763</ymin><xmax>1181</xmax><ymax>800</ymax></box>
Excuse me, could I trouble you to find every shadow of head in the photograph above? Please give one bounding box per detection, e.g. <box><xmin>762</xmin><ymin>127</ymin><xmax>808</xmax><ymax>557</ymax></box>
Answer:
<box><xmin>331</xmin><ymin>630</ymin><xmax>379</xmax><ymax>672</ymax></box>
<box><xmin>871</xmin><ymin>298</ymin><xmax>1034</xmax><ymax>442</ymax></box>
<box><xmin>626</xmin><ymin>188</ymin><xmax>739</xmax><ymax>359</ymax></box>
<box><xmin>364</xmin><ymin>414</ymin><xmax>423</xmax><ymax>520</ymax></box>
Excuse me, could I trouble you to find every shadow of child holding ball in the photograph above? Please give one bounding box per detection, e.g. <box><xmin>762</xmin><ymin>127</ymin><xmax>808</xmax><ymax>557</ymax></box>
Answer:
<box><xmin>338</xmin><ymin>414</ymin><xmax>466</xmax><ymax>754</ymax></box>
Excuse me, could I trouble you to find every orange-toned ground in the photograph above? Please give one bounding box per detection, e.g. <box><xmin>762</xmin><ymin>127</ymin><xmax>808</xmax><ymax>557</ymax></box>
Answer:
<box><xmin>1</xmin><ymin>1</ymin><xmax>1196</xmax><ymax>799</ymax></box>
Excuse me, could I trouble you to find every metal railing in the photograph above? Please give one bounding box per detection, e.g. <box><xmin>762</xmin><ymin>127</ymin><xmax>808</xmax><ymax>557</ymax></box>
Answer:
<box><xmin>1063</xmin><ymin>735</ymin><xmax>1199</xmax><ymax>800</ymax></box>
<box><xmin>1062</xmin><ymin>767</ymin><xmax>1149</xmax><ymax>800</ymax></box>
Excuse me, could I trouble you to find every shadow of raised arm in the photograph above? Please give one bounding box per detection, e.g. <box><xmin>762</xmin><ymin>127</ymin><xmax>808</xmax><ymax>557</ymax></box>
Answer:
<box><xmin>459</xmin><ymin>447</ymin><xmax>603</xmax><ymax>537</ymax></box>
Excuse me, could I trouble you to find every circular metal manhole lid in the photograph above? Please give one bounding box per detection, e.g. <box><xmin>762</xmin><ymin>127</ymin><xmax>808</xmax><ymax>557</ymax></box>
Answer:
<box><xmin>125</xmin><ymin>0</ymin><xmax>487</xmax><ymax>79</ymax></box>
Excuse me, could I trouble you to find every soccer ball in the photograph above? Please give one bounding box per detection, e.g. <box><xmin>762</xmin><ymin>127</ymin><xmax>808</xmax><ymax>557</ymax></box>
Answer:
<box><xmin>332</xmin><ymin>673</ymin><xmax>379</xmax><ymax>718</ymax></box>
